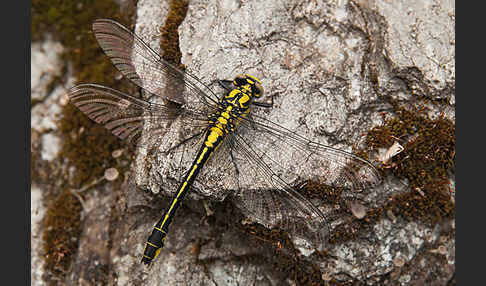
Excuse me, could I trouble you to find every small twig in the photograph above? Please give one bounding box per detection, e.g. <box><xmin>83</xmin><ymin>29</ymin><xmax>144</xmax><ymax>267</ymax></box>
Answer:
<box><xmin>70</xmin><ymin>176</ymin><xmax>106</xmax><ymax>214</ymax></box>
<box><xmin>73</xmin><ymin>176</ymin><xmax>106</xmax><ymax>194</ymax></box>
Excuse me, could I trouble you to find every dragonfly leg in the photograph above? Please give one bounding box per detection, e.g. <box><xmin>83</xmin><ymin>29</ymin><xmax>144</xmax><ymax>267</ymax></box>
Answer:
<box><xmin>252</xmin><ymin>92</ymin><xmax>273</xmax><ymax>108</ymax></box>
<box><xmin>252</xmin><ymin>101</ymin><xmax>273</xmax><ymax>108</ymax></box>
<box><xmin>164</xmin><ymin>130</ymin><xmax>206</xmax><ymax>154</ymax></box>
<box><xmin>229</xmin><ymin>147</ymin><xmax>244</xmax><ymax>191</ymax></box>
<box><xmin>229</xmin><ymin>148</ymin><xmax>240</xmax><ymax>176</ymax></box>
<box><xmin>217</xmin><ymin>79</ymin><xmax>235</xmax><ymax>91</ymax></box>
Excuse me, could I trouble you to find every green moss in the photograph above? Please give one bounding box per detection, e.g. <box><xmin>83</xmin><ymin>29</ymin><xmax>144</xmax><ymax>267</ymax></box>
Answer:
<box><xmin>30</xmin><ymin>136</ymin><xmax>42</xmax><ymax>183</ymax></box>
<box><xmin>33</xmin><ymin>0</ymin><xmax>136</xmax><ymax>282</ymax></box>
<box><xmin>324</xmin><ymin>99</ymin><xmax>455</xmax><ymax>244</ymax></box>
<box><xmin>32</xmin><ymin>0</ymin><xmax>136</xmax><ymax>85</ymax></box>
<box><xmin>58</xmin><ymin>103</ymin><xmax>131</xmax><ymax>187</ymax></box>
<box><xmin>32</xmin><ymin>0</ymin><xmax>126</xmax><ymax>43</ymax></box>
<box><xmin>301</xmin><ymin>181</ymin><xmax>345</xmax><ymax>206</ymax></box>
<box><xmin>366</xmin><ymin>101</ymin><xmax>455</xmax><ymax>191</ymax></box>
<box><xmin>365</xmin><ymin>101</ymin><xmax>455</xmax><ymax>222</ymax></box>
<box><xmin>42</xmin><ymin>190</ymin><xmax>82</xmax><ymax>282</ymax></box>
<box><xmin>160</xmin><ymin>0</ymin><xmax>189</xmax><ymax>68</ymax></box>
<box><xmin>273</xmin><ymin>255</ymin><xmax>324</xmax><ymax>285</ymax></box>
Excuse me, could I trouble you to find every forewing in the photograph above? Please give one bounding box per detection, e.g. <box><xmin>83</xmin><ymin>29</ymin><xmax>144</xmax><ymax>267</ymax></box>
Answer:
<box><xmin>92</xmin><ymin>19</ymin><xmax>219</xmax><ymax>109</ymax></box>
<box><xmin>67</xmin><ymin>84</ymin><xmax>207</xmax><ymax>147</ymax></box>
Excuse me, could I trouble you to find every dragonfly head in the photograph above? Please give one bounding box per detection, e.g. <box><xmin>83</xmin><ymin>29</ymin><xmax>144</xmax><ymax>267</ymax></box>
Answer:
<box><xmin>233</xmin><ymin>74</ymin><xmax>264</xmax><ymax>99</ymax></box>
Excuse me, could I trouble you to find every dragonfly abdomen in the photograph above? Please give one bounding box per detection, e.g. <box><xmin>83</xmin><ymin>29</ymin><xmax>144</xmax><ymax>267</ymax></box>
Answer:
<box><xmin>142</xmin><ymin>81</ymin><xmax>263</xmax><ymax>265</ymax></box>
<box><xmin>141</xmin><ymin>124</ymin><xmax>228</xmax><ymax>265</ymax></box>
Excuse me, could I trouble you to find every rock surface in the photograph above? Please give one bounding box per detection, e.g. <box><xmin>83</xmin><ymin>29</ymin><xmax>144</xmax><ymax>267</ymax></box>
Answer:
<box><xmin>122</xmin><ymin>0</ymin><xmax>455</xmax><ymax>285</ymax></box>
<box><xmin>31</xmin><ymin>186</ymin><xmax>47</xmax><ymax>286</ymax></box>
<box><xmin>31</xmin><ymin>37</ymin><xmax>69</xmax><ymax>286</ymax></box>
<box><xmin>31</xmin><ymin>0</ymin><xmax>455</xmax><ymax>285</ymax></box>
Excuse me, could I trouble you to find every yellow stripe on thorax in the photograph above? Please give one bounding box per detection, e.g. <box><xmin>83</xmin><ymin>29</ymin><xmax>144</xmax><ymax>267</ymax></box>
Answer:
<box><xmin>239</xmin><ymin>93</ymin><xmax>250</xmax><ymax>105</ymax></box>
<box><xmin>206</xmin><ymin>106</ymin><xmax>230</xmax><ymax>148</ymax></box>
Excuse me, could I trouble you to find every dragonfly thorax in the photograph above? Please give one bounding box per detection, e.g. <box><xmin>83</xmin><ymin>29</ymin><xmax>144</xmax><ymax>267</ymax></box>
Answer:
<box><xmin>209</xmin><ymin>74</ymin><xmax>263</xmax><ymax>131</ymax></box>
<box><xmin>204</xmin><ymin>75</ymin><xmax>263</xmax><ymax>149</ymax></box>
<box><xmin>208</xmin><ymin>90</ymin><xmax>251</xmax><ymax>137</ymax></box>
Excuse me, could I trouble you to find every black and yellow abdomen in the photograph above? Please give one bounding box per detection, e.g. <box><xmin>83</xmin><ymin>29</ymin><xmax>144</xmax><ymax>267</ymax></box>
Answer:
<box><xmin>142</xmin><ymin>80</ymin><xmax>258</xmax><ymax>265</ymax></box>
<box><xmin>141</xmin><ymin>133</ymin><xmax>218</xmax><ymax>265</ymax></box>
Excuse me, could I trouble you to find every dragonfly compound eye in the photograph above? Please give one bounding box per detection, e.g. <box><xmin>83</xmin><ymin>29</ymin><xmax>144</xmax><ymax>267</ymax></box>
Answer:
<box><xmin>234</xmin><ymin>74</ymin><xmax>248</xmax><ymax>86</ymax></box>
<box><xmin>244</xmin><ymin>74</ymin><xmax>264</xmax><ymax>97</ymax></box>
<box><xmin>252</xmin><ymin>81</ymin><xmax>264</xmax><ymax>98</ymax></box>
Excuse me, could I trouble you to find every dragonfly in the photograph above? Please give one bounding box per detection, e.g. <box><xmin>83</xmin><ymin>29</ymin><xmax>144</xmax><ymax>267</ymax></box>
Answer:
<box><xmin>67</xmin><ymin>19</ymin><xmax>382</xmax><ymax>266</ymax></box>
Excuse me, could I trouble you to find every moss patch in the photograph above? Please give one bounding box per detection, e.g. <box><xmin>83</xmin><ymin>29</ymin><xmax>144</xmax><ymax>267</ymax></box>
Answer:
<box><xmin>32</xmin><ymin>0</ymin><xmax>136</xmax><ymax>283</ymax></box>
<box><xmin>160</xmin><ymin>0</ymin><xmax>189</xmax><ymax>68</ymax></box>
<box><xmin>242</xmin><ymin>223</ymin><xmax>327</xmax><ymax>285</ymax></box>
<box><xmin>32</xmin><ymin>0</ymin><xmax>136</xmax><ymax>85</ymax></box>
<box><xmin>366</xmin><ymin>100</ymin><xmax>455</xmax><ymax>221</ymax></box>
<box><xmin>32</xmin><ymin>0</ymin><xmax>136</xmax><ymax>192</ymax></box>
<box><xmin>366</xmin><ymin>101</ymin><xmax>455</xmax><ymax>190</ymax></box>
<box><xmin>42</xmin><ymin>190</ymin><xmax>82</xmax><ymax>282</ymax></box>
<box><xmin>58</xmin><ymin>103</ymin><xmax>131</xmax><ymax>188</ymax></box>
<box><xmin>327</xmin><ymin>99</ymin><xmax>455</xmax><ymax>244</ymax></box>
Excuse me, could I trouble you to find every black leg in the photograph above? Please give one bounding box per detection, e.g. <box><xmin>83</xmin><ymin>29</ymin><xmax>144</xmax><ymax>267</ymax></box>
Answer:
<box><xmin>217</xmin><ymin>79</ymin><xmax>235</xmax><ymax>91</ymax></box>
<box><xmin>225</xmin><ymin>136</ymin><xmax>240</xmax><ymax>176</ymax></box>
<box><xmin>229</xmin><ymin>148</ymin><xmax>240</xmax><ymax>176</ymax></box>
<box><xmin>252</xmin><ymin>93</ymin><xmax>274</xmax><ymax>108</ymax></box>
<box><xmin>165</xmin><ymin>130</ymin><xmax>206</xmax><ymax>154</ymax></box>
<box><xmin>252</xmin><ymin>101</ymin><xmax>273</xmax><ymax>108</ymax></box>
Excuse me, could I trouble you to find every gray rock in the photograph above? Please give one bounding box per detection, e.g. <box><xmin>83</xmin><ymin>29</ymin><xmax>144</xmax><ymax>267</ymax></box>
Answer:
<box><xmin>31</xmin><ymin>38</ymin><xmax>74</xmax><ymax>133</ymax></box>
<box><xmin>373</xmin><ymin>0</ymin><xmax>455</xmax><ymax>99</ymax></box>
<box><xmin>31</xmin><ymin>37</ymin><xmax>70</xmax><ymax>286</ymax></box>
<box><xmin>40</xmin><ymin>133</ymin><xmax>61</xmax><ymax>161</ymax></box>
<box><xmin>31</xmin><ymin>39</ymin><xmax>64</xmax><ymax>102</ymax></box>
<box><xmin>123</xmin><ymin>0</ymin><xmax>455</xmax><ymax>285</ymax></box>
<box><xmin>117</xmin><ymin>0</ymin><xmax>455</xmax><ymax>285</ymax></box>
<box><xmin>35</xmin><ymin>0</ymin><xmax>453</xmax><ymax>285</ymax></box>
<box><xmin>31</xmin><ymin>186</ymin><xmax>47</xmax><ymax>286</ymax></box>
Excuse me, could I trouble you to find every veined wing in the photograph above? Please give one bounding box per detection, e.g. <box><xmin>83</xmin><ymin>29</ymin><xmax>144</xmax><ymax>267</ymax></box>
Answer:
<box><xmin>92</xmin><ymin>19</ymin><xmax>219</xmax><ymax>109</ymax></box>
<box><xmin>67</xmin><ymin>84</ymin><xmax>209</xmax><ymax>147</ymax></box>
<box><xmin>226</xmin><ymin>114</ymin><xmax>382</xmax><ymax>247</ymax></box>
<box><xmin>228</xmin><ymin>133</ymin><xmax>331</xmax><ymax>247</ymax></box>
<box><xmin>238</xmin><ymin>113</ymin><xmax>382</xmax><ymax>192</ymax></box>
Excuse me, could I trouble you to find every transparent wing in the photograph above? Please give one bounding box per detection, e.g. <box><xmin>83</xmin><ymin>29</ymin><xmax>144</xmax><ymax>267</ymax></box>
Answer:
<box><xmin>92</xmin><ymin>19</ymin><xmax>220</xmax><ymax>109</ymax></box>
<box><xmin>224</xmin><ymin>114</ymin><xmax>381</xmax><ymax>247</ymax></box>
<box><xmin>228</xmin><ymin>133</ymin><xmax>330</xmax><ymax>247</ymax></box>
<box><xmin>238</xmin><ymin>113</ymin><xmax>382</xmax><ymax>191</ymax></box>
<box><xmin>67</xmin><ymin>84</ymin><xmax>209</xmax><ymax>147</ymax></box>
